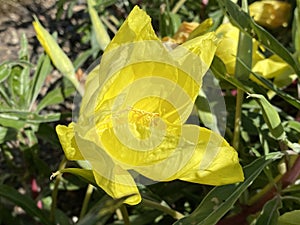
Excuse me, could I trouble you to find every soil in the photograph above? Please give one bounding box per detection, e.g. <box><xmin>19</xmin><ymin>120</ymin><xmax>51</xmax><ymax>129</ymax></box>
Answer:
<box><xmin>0</xmin><ymin>0</ymin><xmax>59</xmax><ymax>62</ymax></box>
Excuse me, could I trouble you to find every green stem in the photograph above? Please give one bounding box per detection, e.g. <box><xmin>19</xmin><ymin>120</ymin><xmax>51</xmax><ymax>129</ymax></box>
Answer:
<box><xmin>232</xmin><ymin>89</ymin><xmax>244</xmax><ymax>150</ymax></box>
<box><xmin>141</xmin><ymin>198</ymin><xmax>184</xmax><ymax>220</ymax></box>
<box><xmin>171</xmin><ymin>0</ymin><xmax>187</xmax><ymax>13</ymax></box>
<box><xmin>79</xmin><ymin>184</ymin><xmax>94</xmax><ymax>220</ymax></box>
<box><xmin>248</xmin><ymin>173</ymin><xmax>282</xmax><ymax>205</ymax></box>
<box><xmin>50</xmin><ymin>156</ymin><xmax>67</xmax><ymax>222</ymax></box>
<box><xmin>120</xmin><ymin>204</ymin><xmax>130</xmax><ymax>225</ymax></box>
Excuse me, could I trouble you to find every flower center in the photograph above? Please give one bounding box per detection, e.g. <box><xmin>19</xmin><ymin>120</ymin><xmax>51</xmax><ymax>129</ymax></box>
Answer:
<box><xmin>128</xmin><ymin>107</ymin><xmax>160</xmax><ymax>126</ymax></box>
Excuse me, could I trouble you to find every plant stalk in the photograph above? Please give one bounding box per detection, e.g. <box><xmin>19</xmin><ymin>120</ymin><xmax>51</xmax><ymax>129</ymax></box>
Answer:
<box><xmin>50</xmin><ymin>156</ymin><xmax>67</xmax><ymax>222</ymax></box>
<box><xmin>120</xmin><ymin>204</ymin><xmax>130</xmax><ymax>225</ymax></box>
<box><xmin>79</xmin><ymin>184</ymin><xmax>94</xmax><ymax>220</ymax></box>
<box><xmin>141</xmin><ymin>198</ymin><xmax>184</xmax><ymax>220</ymax></box>
<box><xmin>232</xmin><ymin>89</ymin><xmax>244</xmax><ymax>150</ymax></box>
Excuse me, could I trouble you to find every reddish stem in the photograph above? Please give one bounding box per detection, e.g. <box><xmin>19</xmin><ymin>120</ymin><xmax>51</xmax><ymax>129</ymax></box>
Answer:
<box><xmin>217</xmin><ymin>155</ymin><xmax>300</xmax><ymax>225</ymax></box>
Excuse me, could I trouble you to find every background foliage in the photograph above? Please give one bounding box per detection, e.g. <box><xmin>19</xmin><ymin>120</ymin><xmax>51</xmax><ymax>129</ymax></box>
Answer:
<box><xmin>1</xmin><ymin>0</ymin><xmax>300</xmax><ymax>224</ymax></box>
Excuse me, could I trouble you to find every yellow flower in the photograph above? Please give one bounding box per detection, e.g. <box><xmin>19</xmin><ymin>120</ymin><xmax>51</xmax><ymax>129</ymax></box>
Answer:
<box><xmin>215</xmin><ymin>23</ymin><xmax>264</xmax><ymax>76</ymax></box>
<box><xmin>215</xmin><ymin>22</ymin><xmax>296</xmax><ymax>88</ymax></box>
<box><xmin>56</xmin><ymin>6</ymin><xmax>244</xmax><ymax>205</ymax></box>
<box><xmin>249</xmin><ymin>0</ymin><xmax>291</xmax><ymax>29</ymax></box>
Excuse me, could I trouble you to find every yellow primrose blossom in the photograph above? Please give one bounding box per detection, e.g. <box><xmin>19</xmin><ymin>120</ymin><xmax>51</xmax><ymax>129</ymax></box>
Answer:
<box><xmin>215</xmin><ymin>22</ymin><xmax>264</xmax><ymax>75</ymax></box>
<box><xmin>249</xmin><ymin>0</ymin><xmax>291</xmax><ymax>29</ymax></box>
<box><xmin>215</xmin><ymin>22</ymin><xmax>295</xmax><ymax>87</ymax></box>
<box><xmin>56</xmin><ymin>6</ymin><xmax>244</xmax><ymax>205</ymax></box>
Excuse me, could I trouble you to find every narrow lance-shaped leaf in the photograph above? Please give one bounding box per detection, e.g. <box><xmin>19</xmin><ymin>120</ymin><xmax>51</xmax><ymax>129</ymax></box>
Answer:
<box><xmin>29</xmin><ymin>54</ymin><xmax>52</xmax><ymax>111</ymax></box>
<box><xmin>87</xmin><ymin>0</ymin><xmax>111</xmax><ymax>50</ymax></box>
<box><xmin>19</xmin><ymin>33</ymin><xmax>29</xmax><ymax>60</ymax></box>
<box><xmin>292</xmin><ymin>0</ymin><xmax>300</xmax><ymax>57</ymax></box>
<box><xmin>248</xmin><ymin>93</ymin><xmax>286</xmax><ymax>140</ymax></box>
<box><xmin>0</xmin><ymin>184</ymin><xmax>53</xmax><ymax>225</ymax></box>
<box><xmin>173</xmin><ymin>155</ymin><xmax>283</xmax><ymax>225</ymax></box>
<box><xmin>278</xmin><ymin>210</ymin><xmax>300</xmax><ymax>225</ymax></box>
<box><xmin>211</xmin><ymin>56</ymin><xmax>252</xmax><ymax>94</ymax></box>
<box><xmin>36</xmin><ymin>81</ymin><xmax>75</xmax><ymax>112</ymax></box>
<box><xmin>7</xmin><ymin>65</ymin><xmax>23</xmax><ymax>107</ymax></box>
<box><xmin>236</xmin><ymin>57</ymin><xmax>300</xmax><ymax>109</ymax></box>
<box><xmin>77</xmin><ymin>195</ymin><xmax>134</xmax><ymax>225</ymax></box>
<box><xmin>0</xmin><ymin>63</ymin><xmax>11</xmax><ymax>83</ymax></box>
<box><xmin>0</xmin><ymin>111</ymin><xmax>61</xmax><ymax>129</ymax></box>
<box><xmin>255</xmin><ymin>196</ymin><xmax>282</xmax><ymax>225</ymax></box>
<box><xmin>18</xmin><ymin>65</ymin><xmax>31</xmax><ymax>109</ymax></box>
<box><xmin>234</xmin><ymin>0</ymin><xmax>252</xmax><ymax>80</ymax></box>
<box><xmin>0</xmin><ymin>85</ymin><xmax>13</xmax><ymax>107</ymax></box>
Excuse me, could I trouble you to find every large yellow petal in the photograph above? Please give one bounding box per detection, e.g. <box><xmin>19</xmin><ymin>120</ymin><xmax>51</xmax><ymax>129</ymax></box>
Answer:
<box><xmin>56</xmin><ymin>123</ymin><xmax>84</xmax><ymax>161</ymax></box>
<box><xmin>72</xmin><ymin>125</ymin><xmax>141</xmax><ymax>205</ymax></box>
<box><xmin>104</xmin><ymin>6</ymin><xmax>159</xmax><ymax>52</ymax></box>
<box><xmin>93</xmin><ymin>168</ymin><xmax>141</xmax><ymax>205</ymax></box>
<box><xmin>180</xmin><ymin>32</ymin><xmax>218</xmax><ymax>72</ymax></box>
<box><xmin>166</xmin><ymin>125</ymin><xmax>244</xmax><ymax>185</ymax></box>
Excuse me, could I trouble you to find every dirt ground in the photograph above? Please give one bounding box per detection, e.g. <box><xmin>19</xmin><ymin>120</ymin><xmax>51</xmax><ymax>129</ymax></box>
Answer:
<box><xmin>0</xmin><ymin>0</ymin><xmax>60</xmax><ymax>62</ymax></box>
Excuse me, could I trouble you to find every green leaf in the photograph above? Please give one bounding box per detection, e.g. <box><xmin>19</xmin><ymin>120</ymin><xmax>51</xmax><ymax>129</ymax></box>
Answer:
<box><xmin>234</xmin><ymin>0</ymin><xmax>252</xmax><ymax>80</ymax></box>
<box><xmin>77</xmin><ymin>195</ymin><xmax>132</xmax><ymax>225</ymax></box>
<box><xmin>211</xmin><ymin>56</ymin><xmax>252</xmax><ymax>93</ymax></box>
<box><xmin>218</xmin><ymin>0</ymin><xmax>300</xmax><ymax>77</ymax></box>
<box><xmin>234</xmin><ymin>53</ymin><xmax>299</xmax><ymax>108</ymax></box>
<box><xmin>7</xmin><ymin>65</ymin><xmax>22</xmax><ymax>104</ymax></box>
<box><xmin>0</xmin><ymin>85</ymin><xmax>13</xmax><ymax>107</ymax></box>
<box><xmin>237</xmin><ymin>58</ymin><xmax>300</xmax><ymax>109</ymax></box>
<box><xmin>0</xmin><ymin>126</ymin><xmax>17</xmax><ymax>144</ymax></box>
<box><xmin>287</xmin><ymin>121</ymin><xmax>300</xmax><ymax>133</ymax></box>
<box><xmin>292</xmin><ymin>1</ymin><xmax>300</xmax><ymax>55</ymax></box>
<box><xmin>36</xmin><ymin>123</ymin><xmax>61</xmax><ymax>147</ymax></box>
<box><xmin>0</xmin><ymin>184</ymin><xmax>53</xmax><ymax>225</ymax></box>
<box><xmin>255</xmin><ymin>196</ymin><xmax>282</xmax><ymax>225</ymax></box>
<box><xmin>87</xmin><ymin>0</ymin><xmax>111</xmax><ymax>50</ymax></box>
<box><xmin>196</xmin><ymin>92</ymin><xmax>218</xmax><ymax>132</ymax></box>
<box><xmin>73</xmin><ymin>48</ymin><xmax>96</xmax><ymax>70</ymax></box>
<box><xmin>57</xmin><ymin>168</ymin><xmax>97</xmax><ymax>186</ymax></box>
<box><xmin>0</xmin><ymin>111</ymin><xmax>60</xmax><ymax>129</ymax></box>
<box><xmin>196</xmin><ymin>73</ymin><xmax>225</xmax><ymax>134</ymax></box>
<box><xmin>0</xmin><ymin>126</ymin><xmax>8</xmax><ymax>143</ymax></box>
<box><xmin>18</xmin><ymin>33</ymin><xmax>29</xmax><ymax>60</ymax></box>
<box><xmin>0</xmin><ymin>114</ymin><xmax>27</xmax><ymax>129</ymax></box>
<box><xmin>18</xmin><ymin>65</ymin><xmax>31</xmax><ymax>108</ymax></box>
<box><xmin>278</xmin><ymin>210</ymin><xmax>300</xmax><ymax>225</ymax></box>
<box><xmin>248</xmin><ymin>93</ymin><xmax>286</xmax><ymax>140</ymax></box>
<box><xmin>0</xmin><ymin>63</ymin><xmax>11</xmax><ymax>83</ymax></box>
<box><xmin>174</xmin><ymin>156</ymin><xmax>279</xmax><ymax>225</ymax></box>
<box><xmin>159</xmin><ymin>3</ymin><xmax>181</xmax><ymax>37</ymax></box>
<box><xmin>36</xmin><ymin>84</ymin><xmax>75</xmax><ymax>112</ymax></box>
<box><xmin>54</xmin><ymin>209</ymin><xmax>72</xmax><ymax>225</ymax></box>
<box><xmin>29</xmin><ymin>54</ymin><xmax>52</xmax><ymax>110</ymax></box>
